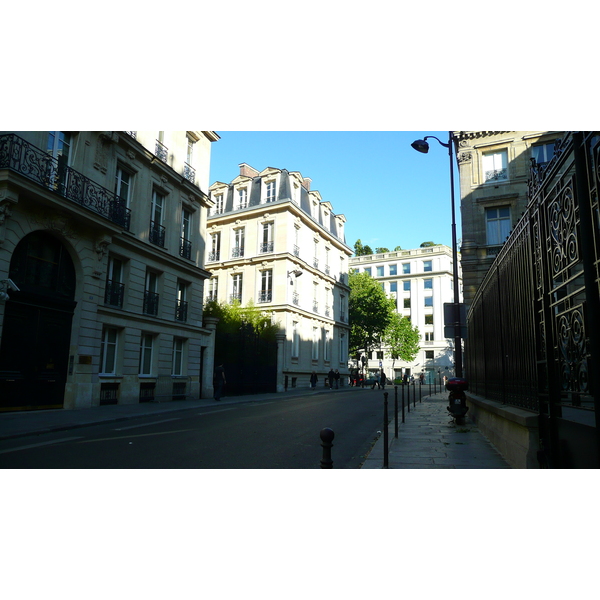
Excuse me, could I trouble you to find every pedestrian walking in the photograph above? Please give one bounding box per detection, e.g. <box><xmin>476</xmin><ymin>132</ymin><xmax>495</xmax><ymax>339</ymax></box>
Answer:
<box><xmin>334</xmin><ymin>369</ymin><xmax>340</xmax><ymax>389</ymax></box>
<box><xmin>310</xmin><ymin>371</ymin><xmax>318</xmax><ymax>389</ymax></box>
<box><xmin>213</xmin><ymin>363</ymin><xmax>226</xmax><ymax>401</ymax></box>
<box><xmin>371</xmin><ymin>371</ymin><xmax>380</xmax><ymax>390</ymax></box>
<box><xmin>380</xmin><ymin>370</ymin><xmax>387</xmax><ymax>390</ymax></box>
<box><xmin>419</xmin><ymin>373</ymin><xmax>424</xmax><ymax>385</ymax></box>
<box><xmin>328</xmin><ymin>368</ymin><xmax>335</xmax><ymax>389</ymax></box>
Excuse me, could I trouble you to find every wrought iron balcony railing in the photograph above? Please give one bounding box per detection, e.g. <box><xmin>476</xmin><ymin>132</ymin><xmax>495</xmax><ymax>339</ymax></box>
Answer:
<box><xmin>183</xmin><ymin>162</ymin><xmax>196</xmax><ymax>184</ymax></box>
<box><xmin>293</xmin><ymin>245</ymin><xmax>300</xmax><ymax>257</ymax></box>
<box><xmin>231</xmin><ymin>247</ymin><xmax>244</xmax><ymax>258</ymax></box>
<box><xmin>325</xmin><ymin>264</ymin><xmax>330</xmax><ymax>275</ymax></box>
<box><xmin>104</xmin><ymin>280</ymin><xmax>125</xmax><ymax>308</ymax></box>
<box><xmin>313</xmin><ymin>257</ymin><xmax>319</xmax><ymax>269</ymax></box>
<box><xmin>208</xmin><ymin>251</ymin><xmax>220</xmax><ymax>262</ymax></box>
<box><xmin>175</xmin><ymin>299</ymin><xmax>188</xmax><ymax>322</ymax></box>
<box><xmin>325</xmin><ymin>305</ymin><xmax>331</xmax><ymax>317</ymax></box>
<box><xmin>260</xmin><ymin>241</ymin><xmax>274</xmax><ymax>253</ymax></box>
<box><xmin>155</xmin><ymin>140</ymin><xmax>168</xmax><ymax>162</ymax></box>
<box><xmin>143</xmin><ymin>291</ymin><xmax>160</xmax><ymax>316</ymax></box>
<box><xmin>484</xmin><ymin>168</ymin><xmax>508</xmax><ymax>182</ymax></box>
<box><xmin>293</xmin><ymin>292</ymin><xmax>299</xmax><ymax>306</ymax></box>
<box><xmin>313</xmin><ymin>300</ymin><xmax>319</xmax><ymax>313</ymax></box>
<box><xmin>149</xmin><ymin>221</ymin><xmax>165</xmax><ymax>247</ymax></box>
<box><xmin>258</xmin><ymin>291</ymin><xmax>272</xmax><ymax>303</ymax></box>
<box><xmin>180</xmin><ymin>237</ymin><xmax>192</xmax><ymax>260</ymax></box>
<box><xmin>0</xmin><ymin>134</ymin><xmax>131</xmax><ymax>230</ymax></box>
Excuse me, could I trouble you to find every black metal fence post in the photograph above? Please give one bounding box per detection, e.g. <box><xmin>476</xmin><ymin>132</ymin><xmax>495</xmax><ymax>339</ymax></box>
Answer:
<box><xmin>383</xmin><ymin>392</ymin><xmax>389</xmax><ymax>468</ymax></box>
<box><xmin>394</xmin><ymin>386</ymin><xmax>398</xmax><ymax>438</ymax></box>
<box><xmin>406</xmin><ymin>383</ymin><xmax>410</xmax><ymax>413</ymax></box>
<box><xmin>320</xmin><ymin>428</ymin><xmax>334</xmax><ymax>469</ymax></box>
<box><xmin>402</xmin><ymin>384</ymin><xmax>405</xmax><ymax>423</ymax></box>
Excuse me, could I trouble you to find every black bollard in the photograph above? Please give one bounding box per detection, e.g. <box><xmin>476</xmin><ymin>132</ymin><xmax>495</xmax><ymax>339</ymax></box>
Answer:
<box><xmin>402</xmin><ymin>384</ymin><xmax>405</xmax><ymax>423</ymax></box>
<box><xmin>413</xmin><ymin>382</ymin><xmax>416</xmax><ymax>408</ymax></box>
<box><xmin>320</xmin><ymin>427</ymin><xmax>334</xmax><ymax>468</ymax></box>
<box><xmin>394</xmin><ymin>386</ymin><xmax>398</xmax><ymax>438</ymax></box>
<box><xmin>407</xmin><ymin>382</ymin><xmax>410</xmax><ymax>413</ymax></box>
<box><xmin>383</xmin><ymin>392</ymin><xmax>389</xmax><ymax>468</ymax></box>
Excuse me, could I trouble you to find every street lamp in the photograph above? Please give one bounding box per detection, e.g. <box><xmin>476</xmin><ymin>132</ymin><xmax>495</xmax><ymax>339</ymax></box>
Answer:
<box><xmin>411</xmin><ymin>132</ymin><xmax>463</xmax><ymax>378</ymax></box>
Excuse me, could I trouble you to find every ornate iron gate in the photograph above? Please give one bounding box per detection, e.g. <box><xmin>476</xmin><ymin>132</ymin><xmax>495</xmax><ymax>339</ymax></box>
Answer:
<box><xmin>466</xmin><ymin>132</ymin><xmax>600</xmax><ymax>468</ymax></box>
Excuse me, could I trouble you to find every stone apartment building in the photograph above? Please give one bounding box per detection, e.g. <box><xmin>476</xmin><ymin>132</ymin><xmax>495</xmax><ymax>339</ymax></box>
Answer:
<box><xmin>349</xmin><ymin>244</ymin><xmax>462</xmax><ymax>383</ymax></box>
<box><xmin>0</xmin><ymin>130</ymin><xmax>219</xmax><ymax>411</ymax></box>
<box><xmin>207</xmin><ymin>164</ymin><xmax>352</xmax><ymax>389</ymax></box>
<box><xmin>455</xmin><ymin>130</ymin><xmax>563</xmax><ymax>309</ymax></box>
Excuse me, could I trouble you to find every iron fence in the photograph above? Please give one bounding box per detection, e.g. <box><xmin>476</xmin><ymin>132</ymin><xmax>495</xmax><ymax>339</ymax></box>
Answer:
<box><xmin>466</xmin><ymin>132</ymin><xmax>600</xmax><ymax>467</ymax></box>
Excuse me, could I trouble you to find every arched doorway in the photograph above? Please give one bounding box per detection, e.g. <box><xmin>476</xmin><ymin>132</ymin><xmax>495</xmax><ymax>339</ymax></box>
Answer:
<box><xmin>0</xmin><ymin>231</ymin><xmax>77</xmax><ymax>411</ymax></box>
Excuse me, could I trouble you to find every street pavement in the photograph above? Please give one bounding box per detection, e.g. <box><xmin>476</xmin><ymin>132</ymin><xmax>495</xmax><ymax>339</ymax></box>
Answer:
<box><xmin>0</xmin><ymin>385</ymin><xmax>510</xmax><ymax>468</ymax></box>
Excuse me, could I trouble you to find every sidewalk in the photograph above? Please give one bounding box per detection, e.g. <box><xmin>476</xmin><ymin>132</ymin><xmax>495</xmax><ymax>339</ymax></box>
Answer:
<box><xmin>0</xmin><ymin>386</ymin><xmax>340</xmax><ymax>442</ymax></box>
<box><xmin>360</xmin><ymin>390</ymin><xmax>511</xmax><ymax>468</ymax></box>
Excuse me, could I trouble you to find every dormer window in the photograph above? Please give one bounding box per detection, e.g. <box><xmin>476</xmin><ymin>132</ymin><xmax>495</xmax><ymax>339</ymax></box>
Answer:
<box><xmin>237</xmin><ymin>188</ymin><xmax>248</xmax><ymax>210</ymax></box>
<box><xmin>213</xmin><ymin>193</ymin><xmax>224</xmax><ymax>215</ymax></box>
<box><xmin>266</xmin><ymin>180</ymin><xmax>276</xmax><ymax>203</ymax></box>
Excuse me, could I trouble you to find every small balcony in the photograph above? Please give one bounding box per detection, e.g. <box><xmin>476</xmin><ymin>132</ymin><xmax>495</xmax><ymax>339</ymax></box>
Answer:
<box><xmin>260</xmin><ymin>241</ymin><xmax>274</xmax><ymax>253</ymax></box>
<box><xmin>484</xmin><ymin>168</ymin><xmax>508</xmax><ymax>183</ymax></box>
<box><xmin>258</xmin><ymin>291</ymin><xmax>272</xmax><ymax>303</ymax></box>
<box><xmin>180</xmin><ymin>237</ymin><xmax>192</xmax><ymax>260</ymax></box>
<box><xmin>175</xmin><ymin>299</ymin><xmax>188</xmax><ymax>322</ymax></box>
<box><xmin>104</xmin><ymin>280</ymin><xmax>125</xmax><ymax>308</ymax></box>
<box><xmin>183</xmin><ymin>162</ymin><xmax>196</xmax><ymax>184</ymax></box>
<box><xmin>231</xmin><ymin>246</ymin><xmax>244</xmax><ymax>258</ymax></box>
<box><xmin>208</xmin><ymin>251</ymin><xmax>220</xmax><ymax>262</ymax></box>
<box><xmin>313</xmin><ymin>257</ymin><xmax>319</xmax><ymax>269</ymax></box>
<box><xmin>155</xmin><ymin>139</ymin><xmax>168</xmax><ymax>162</ymax></box>
<box><xmin>293</xmin><ymin>292</ymin><xmax>299</xmax><ymax>306</ymax></box>
<box><xmin>325</xmin><ymin>305</ymin><xmax>331</xmax><ymax>317</ymax></box>
<box><xmin>313</xmin><ymin>300</ymin><xmax>319</xmax><ymax>313</ymax></box>
<box><xmin>293</xmin><ymin>245</ymin><xmax>300</xmax><ymax>257</ymax></box>
<box><xmin>143</xmin><ymin>291</ymin><xmax>160</xmax><ymax>316</ymax></box>
<box><xmin>149</xmin><ymin>221</ymin><xmax>165</xmax><ymax>247</ymax></box>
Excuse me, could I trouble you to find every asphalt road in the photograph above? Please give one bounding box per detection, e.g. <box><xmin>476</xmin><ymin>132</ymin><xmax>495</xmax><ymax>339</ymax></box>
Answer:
<box><xmin>0</xmin><ymin>388</ymin><xmax>391</xmax><ymax>468</ymax></box>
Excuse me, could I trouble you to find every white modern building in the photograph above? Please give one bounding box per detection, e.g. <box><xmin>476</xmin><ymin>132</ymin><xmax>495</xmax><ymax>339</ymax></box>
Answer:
<box><xmin>0</xmin><ymin>130</ymin><xmax>219</xmax><ymax>411</ymax></box>
<box><xmin>349</xmin><ymin>245</ymin><xmax>462</xmax><ymax>383</ymax></box>
<box><xmin>207</xmin><ymin>163</ymin><xmax>352</xmax><ymax>389</ymax></box>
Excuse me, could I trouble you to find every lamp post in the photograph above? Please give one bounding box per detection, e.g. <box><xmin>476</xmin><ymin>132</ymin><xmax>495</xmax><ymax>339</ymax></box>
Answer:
<box><xmin>411</xmin><ymin>132</ymin><xmax>463</xmax><ymax>378</ymax></box>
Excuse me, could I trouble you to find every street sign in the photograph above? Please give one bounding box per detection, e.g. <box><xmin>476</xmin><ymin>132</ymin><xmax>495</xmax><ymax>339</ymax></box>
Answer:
<box><xmin>444</xmin><ymin>302</ymin><xmax>467</xmax><ymax>339</ymax></box>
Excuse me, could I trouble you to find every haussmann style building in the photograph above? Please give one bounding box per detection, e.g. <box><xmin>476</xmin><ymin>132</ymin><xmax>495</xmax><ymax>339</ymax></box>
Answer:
<box><xmin>207</xmin><ymin>163</ymin><xmax>352</xmax><ymax>390</ymax></box>
<box><xmin>0</xmin><ymin>130</ymin><xmax>219</xmax><ymax>411</ymax></box>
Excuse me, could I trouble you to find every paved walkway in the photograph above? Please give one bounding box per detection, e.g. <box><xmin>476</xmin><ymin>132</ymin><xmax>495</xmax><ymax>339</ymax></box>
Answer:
<box><xmin>361</xmin><ymin>390</ymin><xmax>511</xmax><ymax>468</ymax></box>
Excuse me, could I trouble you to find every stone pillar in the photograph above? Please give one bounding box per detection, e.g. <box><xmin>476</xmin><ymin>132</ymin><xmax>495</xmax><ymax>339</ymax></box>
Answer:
<box><xmin>275</xmin><ymin>331</ymin><xmax>287</xmax><ymax>393</ymax></box>
<box><xmin>202</xmin><ymin>316</ymin><xmax>219</xmax><ymax>399</ymax></box>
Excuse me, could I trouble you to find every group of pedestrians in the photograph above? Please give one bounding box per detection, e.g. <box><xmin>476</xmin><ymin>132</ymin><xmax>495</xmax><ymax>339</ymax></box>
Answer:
<box><xmin>310</xmin><ymin>369</ymin><xmax>341</xmax><ymax>389</ymax></box>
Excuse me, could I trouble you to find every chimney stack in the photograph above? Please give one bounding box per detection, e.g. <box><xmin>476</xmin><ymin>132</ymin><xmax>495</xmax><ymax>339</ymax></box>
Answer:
<box><xmin>239</xmin><ymin>163</ymin><xmax>259</xmax><ymax>178</ymax></box>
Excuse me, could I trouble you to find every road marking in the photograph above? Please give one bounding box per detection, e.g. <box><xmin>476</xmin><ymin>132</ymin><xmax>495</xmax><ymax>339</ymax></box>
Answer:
<box><xmin>0</xmin><ymin>436</ymin><xmax>83</xmax><ymax>454</ymax></box>
<box><xmin>114</xmin><ymin>417</ymin><xmax>181</xmax><ymax>431</ymax></box>
<box><xmin>77</xmin><ymin>429</ymin><xmax>196</xmax><ymax>443</ymax></box>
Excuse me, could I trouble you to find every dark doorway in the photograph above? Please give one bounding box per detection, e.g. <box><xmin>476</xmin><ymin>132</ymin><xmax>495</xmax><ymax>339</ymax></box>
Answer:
<box><xmin>0</xmin><ymin>231</ymin><xmax>76</xmax><ymax>411</ymax></box>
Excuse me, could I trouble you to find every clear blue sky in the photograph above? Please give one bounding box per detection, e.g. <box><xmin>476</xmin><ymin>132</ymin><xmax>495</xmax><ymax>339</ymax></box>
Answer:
<box><xmin>209</xmin><ymin>132</ymin><xmax>461</xmax><ymax>254</ymax></box>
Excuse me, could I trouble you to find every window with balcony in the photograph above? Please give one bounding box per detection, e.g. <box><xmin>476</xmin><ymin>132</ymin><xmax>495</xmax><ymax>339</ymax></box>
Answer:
<box><xmin>114</xmin><ymin>165</ymin><xmax>132</xmax><ymax>207</ymax></box>
<box><xmin>175</xmin><ymin>280</ymin><xmax>188</xmax><ymax>322</ymax></box>
<box><xmin>184</xmin><ymin>137</ymin><xmax>196</xmax><ymax>184</ymax></box>
<box><xmin>46</xmin><ymin>131</ymin><xmax>71</xmax><ymax>192</ymax></box>
<box><xmin>104</xmin><ymin>256</ymin><xmax>125</xmax><ymax>308</ymax></box>
<box><xmin>483</xmin><ymin>149</ymin><xmax>508</xmax><ymax>183</ymax></box>
<box><xmin>259</xmin><ymin>269</ymin><xmax>273</xmax><ymax>303</ymax></box>
<box><xmin>143</xmin><ymin>270</ymin><xmax>159</xmax><ymax>316</ymax></box>
<box><xmin>265</xmin><ymin>180</ymin><xmax>276</xmax><ymax>203</ymax></box>
<box><xmin>155</xmin><ymin>132</ymin><xmax>168</xmax><ymax>162</ymax></box>
<box><xmin>213</xmin><ymin>193</ymin><xmax>224</xmax><ymax>215</ymax></box>
<box><xmin>207</xmin><ymin>277</ymin><xmax>218</xmax><ymax>302</ymax></box>
<box><xmin>232</xmin><ymin>227</ymin><xmax>245</xmax><ymax>258</ymax></box>
<box><xmin>150</xmin><ymin>190</ymin><xmax>165</xmax><ymax>247</ymax></box>
<box><xmin>209</xmin><ymin>232</ymin><xmax>221</xmax><ymax>262</ymax></box>
<box><xmin>260</xmin><ymin>222</ymin><xmax>274</xmax><ymax>253</ymax></box>
<box><xmin>180</xmin><ymin>208</ymin><xmax>192</xmax><ymax>259</ymax></box>
<box><xmin>486</xmin><ymin>206</ymin><xmax>511</xmax><ymax>246</ymax></box>
<box><xmin>231</xmin><ymin>273</ymin><xmax>243</xmax><ymax>304</ymax></box>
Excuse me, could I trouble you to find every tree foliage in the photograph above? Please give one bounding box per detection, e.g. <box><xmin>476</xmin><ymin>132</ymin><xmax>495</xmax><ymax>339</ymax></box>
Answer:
<box><xmin>374</xmin><ymin>247</ymin><xmax>389</xmax><ymax>254</ymax></box>
<box><xmin>420</xmin><ymin>241</ymin><xmax>438</xmax><ymax>247</ymax></box>
<box><xmin>348</xmin><ymin>271</ymin><xmax>395</xmax><ymax>355</ymax></box>
<box><xmin>383</xmin><ymin>311</ymin><xmax>420</xmax><ymax>363</ymax></box>
<box><xmin>353</xmin><ymin>239</ymin><xmax>373</xmax><ymax>256</ymax></box>
<box><xmin>394</xmin><ymin>245</ymin><xmax>402</xmax><ymax>251</ymax></box>
<box><xmin>203</xmin><ymin>300</ymin><xmax>280</xmax><ymax>340</ymax></box>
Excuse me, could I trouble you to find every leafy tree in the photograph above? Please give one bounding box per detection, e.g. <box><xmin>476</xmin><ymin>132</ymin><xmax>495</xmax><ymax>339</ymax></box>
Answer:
<box><xmin>348</xmin><ymin>271</ymin><xmax>396</xmax><ymax>361</ymax></box>
<box><xmin>383</xmin><ymin>312</ymin><xmax>420</xmax><ymax>372</ymax></box>
<box><xmin>375</xmin><ymin>247</ymin><xmax>389</xmax><ymax>253</ymax></box>
<box><xmin>394</xmin><ymin>245</ymin><xmax>402</xmax><ymax>251</ymax></box>
<box><xmin>420</xmin><ymin>241</ymin><xmax>438</xmax><ymax>247</ymax></box>
<box><xmin>353</xmin><ymin>239</ymin><xmax>373</xmax><ymax>256</ymax></box>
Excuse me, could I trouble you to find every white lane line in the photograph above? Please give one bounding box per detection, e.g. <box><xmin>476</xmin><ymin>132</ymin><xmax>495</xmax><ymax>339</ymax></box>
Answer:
<box><xmin>114</xmin><ymin>417</ymin><xmax>182</xmax><ymax>431</ymax></box>
<box><xmin>0</xmin><ymin>436</ymin><xmax>83</xmax><ymax>454</ymax></box>
<box><xmin>78</xmin><ymin>429</ymin><xmax>195</xmax><ymax>443</ymax></box>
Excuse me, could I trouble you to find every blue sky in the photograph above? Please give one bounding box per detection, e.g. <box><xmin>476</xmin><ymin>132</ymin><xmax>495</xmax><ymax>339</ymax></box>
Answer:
<box><xmin>209</xmin><ymin>131</ymin><xmax>461</xmax><ymax>254</ymax></box>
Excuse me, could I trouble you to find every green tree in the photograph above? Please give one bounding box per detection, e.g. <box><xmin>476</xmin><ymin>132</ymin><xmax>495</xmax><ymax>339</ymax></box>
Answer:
<box><xmin>353</xmin><ymin>239</ymin><xmax>373</xmax><ymax>256</ymax></box>
<box><xmin>375</xmin><ymin>247</ymin><xmax>389</xmax><ymax>253</ymax></box>
<box><xmin>420</xmin><ymin>241</ymin><xmax>438</xmax><ymax>247</ymax></box>
<box><xmin>383</xmin><ymin>312</ymin><xmax>420</xmax><ymax>373</ymax></box>
<box><xmin>394</xmin><ymin>245</ymin><xmax>402</xmax><ymax>251</ymax></box>
<box><xmin>348</xmin><ymin>271</ymin><xmax>396</xmax><ymax>361</ymax></box>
